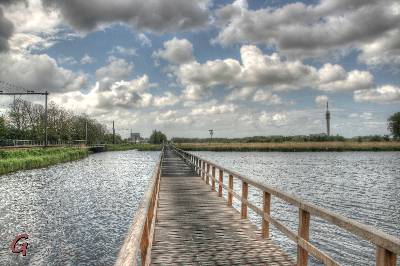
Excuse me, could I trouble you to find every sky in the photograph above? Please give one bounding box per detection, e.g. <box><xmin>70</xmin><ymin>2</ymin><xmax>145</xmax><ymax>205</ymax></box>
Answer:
<box><xmin>0</xmin><ymin>0</ymin><xmax>399</xmax><ymax>138</ymax></box>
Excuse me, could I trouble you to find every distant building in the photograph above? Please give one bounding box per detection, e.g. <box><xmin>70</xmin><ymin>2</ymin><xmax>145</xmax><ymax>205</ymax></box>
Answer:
<box><xmin>326</xmin><ymin>102</ymin><xmax>331</xmax><ymax>136</ymax></box>
<box><xmin>130</xmin><ymin>133</ymin><xmax>141</xmax><ymax>143</ymax></box>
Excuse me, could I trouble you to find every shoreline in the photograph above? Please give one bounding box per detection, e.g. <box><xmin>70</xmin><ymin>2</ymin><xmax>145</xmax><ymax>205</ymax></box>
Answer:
<box><xmin>176</xmin><ymin>141</ymin><xmax>400</xmax><ymax>152</ymax></box>
<box><xmin>0</xmin><ymin>147</ymin><xmax>89</xmax><ymax>176</ymax></box>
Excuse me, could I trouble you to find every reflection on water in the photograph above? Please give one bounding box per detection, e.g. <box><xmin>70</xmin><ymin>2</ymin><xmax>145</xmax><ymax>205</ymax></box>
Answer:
<box><xmin>194</xmin><ymin>151</ymin><xmax>400</xmax><ymax>265</ymax></box>
<box><xmin>0</xmin><ymin>150</ymin><xmax>158</xmax><ymax>265</ymax></box>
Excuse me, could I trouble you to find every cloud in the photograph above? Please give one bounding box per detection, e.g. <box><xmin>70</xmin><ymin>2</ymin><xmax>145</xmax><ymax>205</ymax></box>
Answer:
<box><xmin>0</xmin><ymin>7</ymin><xmax>14</xmax><ymax>52</ymax></box>
<box><xmin>317</xmin><ymin>64</ymin><xmax>373</xmax><ymax>91</ymax></box>
<box><xmin>154</xmin><ymin>37</ymin><xmax>194</xmax><ymax>64</ymax></box>
<box><xmin>0</xmin><ymin>52</ymin><xmax>87</xmax><ymax>92</ymax></box>
<box><xmin>43</xmin><ymin>0</ymin><xmax>210</xmax><ymax>33</ymax></box>
<box><xmin>259</xmin><ymin>112</ymin><xmax>288</xmax><ymax>127</ymax></box>
<box><xmin>57</xmin><ymin>55</ymin><xmax>77</xmax><ymax>65</ymax></box>
<box><xmin>162</xmin><ymin>44</ymin><xmax>374</xmax><ymax>100</ymax></box>
<box><xmin>154</xmin><ymin>110</ymin><xmax>192</xmax><ymax>126</ymax></box>
<box><xmin>137</xmin><ymin>33</ymin><xmax>152</xmax><ymax>47</ymax></box>
<box><xmin>153</xmin><ymin>92</ymin><xmax>179</xmax><ymax>107</ymax></box>
<box><xmin>358</xmin><ymin>29</ymin><xmax>400</xmax><ymax>65</ymax></box>
<box><xmin>191</xmin><ymin>102</ymin><xmax>236</xmax><ymax>115</ymax></box>
<box><xmin>252</xmin><ymin>90</ymin><xmax>282</xmax><ymax>104</ymax></box>
<box><xmin>354</xmin><ymin>85</ymin><xmax>400</xmax><ymax>103</ymax></box>
<box><xmin>214</xmin><ymin>0</ymin><xmax>400</xmax><ymax>64</ymax></box>
<box><xmin>315</xmin><ymin>95</ymin><xmax>329</xmax><ymax>107</ymax></box>
<box><xmin>80</xmin><ymin>53</ymin><xmax>94</xmax><ymax>64</ymax></box>
<box><xmin>109</xmin><ymin>45</ymin><xmax>137</xmax><ymax>57</ymax></box>
<box><xmin>4</xmin><ymin>0</ymin><xmax>63</xmax><ymax>52</ymax></box>
<box><xmin>95</xmin><ymin>57</ymin><xmax>134</xmax><ymax>91</ymax></box>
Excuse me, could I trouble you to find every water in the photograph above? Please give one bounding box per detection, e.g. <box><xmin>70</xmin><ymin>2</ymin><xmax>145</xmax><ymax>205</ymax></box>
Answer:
<box><xmin>193</xmin><ymin>151</ymin><xmax>400</xmax><ymax>265</ymax></box>
<box><xmin>0</xmin><ymin>150</ymin><xmax>159</xmax><ymax>266</ymax></box>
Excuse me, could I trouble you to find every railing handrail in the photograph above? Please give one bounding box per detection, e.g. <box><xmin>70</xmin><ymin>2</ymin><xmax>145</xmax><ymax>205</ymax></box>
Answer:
<box><xmin>173</xmin><ymin>145</ymin><xmax>399</xmax><ymax>265</ymax></box>
<box><xmin>115</xmin><ymin>145</ymin><xmax>164</xmax><ymax>266</ymax></box>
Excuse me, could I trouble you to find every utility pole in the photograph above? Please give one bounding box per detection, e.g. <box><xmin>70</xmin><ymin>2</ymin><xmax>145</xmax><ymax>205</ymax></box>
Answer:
<box><xmin>112</xmin><ymin>121</ymin><xmax>115</xmax><ymax>144</ymax></box>
<box><xmin>85</xmin><ymin>121</ymin><xmax>88</xmax><ymax>145</ymax></box>
<box><xmin>44</xmin><ymin>91</ymin><xmax>48</xmax><ymax>147</ymax></box>
<box><xmin>326</xmin><ymin>101</ymin><xmax>331</xmax><ymax>136</ymax></box>
<box><xmin>209</xmin><ymin>129</ymin><xmax>214</xmax><ymax>140</ymax></box>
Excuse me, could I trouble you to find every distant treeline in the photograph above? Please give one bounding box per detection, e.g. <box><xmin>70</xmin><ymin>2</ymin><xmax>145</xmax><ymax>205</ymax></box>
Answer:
<box><xmin>0</xmin><ymin>99</ymin><xmax>123</xmax><ymax>145</ymax></box>
<box><xmin>172</xmin><ymin>134</ymin><xmax>394</xmax><ymax>143</ymax></box>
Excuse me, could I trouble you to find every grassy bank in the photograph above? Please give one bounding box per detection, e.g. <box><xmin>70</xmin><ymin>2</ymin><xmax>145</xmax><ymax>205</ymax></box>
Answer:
<box><xmin>176</xmin><ymin>141</ymin><xmax>400</xmax><ymax>152</ymax></box>
<box><xmin>0</xmin><ymin>147</ymin><xmax>89</xmax><ymax>175</ymax></box>
<box><xmin>105</xmin><ymin>143</ymin><xmax>162</xmax><ymax>151</ymax></box>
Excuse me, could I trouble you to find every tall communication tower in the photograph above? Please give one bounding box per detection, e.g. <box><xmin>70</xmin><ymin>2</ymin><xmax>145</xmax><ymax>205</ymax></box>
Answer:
<box><xmin>326</xmin><ymin>102</ymin><xmax>330</xmax><ymax>136</ymax></box>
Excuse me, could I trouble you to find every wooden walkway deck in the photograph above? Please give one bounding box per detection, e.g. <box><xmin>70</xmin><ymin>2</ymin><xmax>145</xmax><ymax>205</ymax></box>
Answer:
<box><xmin>150</xmin><ymin>148</ymin><xmax>294</xmax><ymax>265</ymax></box>
<box><xmin>115</xmin><ymin>145</ymin><xmax>399</xmax><ymax>266</ymax></box>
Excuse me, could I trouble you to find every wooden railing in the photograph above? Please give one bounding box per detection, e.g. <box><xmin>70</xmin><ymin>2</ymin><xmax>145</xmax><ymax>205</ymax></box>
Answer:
<box><xmin>115</xmin><ymin>146</ymin><xmax>164</xmax><ymax>266</ymax></box>
<box><xmin>173</xmin><ymin>146</ymin><xmax>399</xmax><ymax>266</ymax></box>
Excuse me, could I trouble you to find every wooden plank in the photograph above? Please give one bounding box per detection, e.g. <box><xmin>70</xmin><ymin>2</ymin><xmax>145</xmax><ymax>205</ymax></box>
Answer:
<box><xmin>228</xmin><ymin>174</ymin><xmax>233</xmax><ymax>207</ymax></box>
<box><xmin>376</xmin><ymin>246</ymin><xmax>397</xmax><ymax>266</ymax></box>
<box><xmin>218</xmin><ymin>169</ymin><xmax>223</xmax><ymax>197</ymax></box>
<box><xmin>297</xmin><ymin>209</ymin><xmax>310</xmax><ymax>266</ymax></box>
<box><xmin>241</xmin><ymin>181</ymin><xmax>248</xmax><ymax>219</ymax></box>
<box><xmin>206</xmin><ymin>163</ymin><xmax>210</xmax><ymax>185</ymax></box>
<box><xmin>151</xmin><ymin>147</ymin><xmax>294</xmax><ymax>265</ymax></box>
<box><xmin>262</xmin><ymin>191</ymin><xmax>271</xmax><ymax>238</ymax></box>
<box><xmin>211</xmin><ymin>166</ymin><xmax>216</xmax><ymax>191</ymax></box>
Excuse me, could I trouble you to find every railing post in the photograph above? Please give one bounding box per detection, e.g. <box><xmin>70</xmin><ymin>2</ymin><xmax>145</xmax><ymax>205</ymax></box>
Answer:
<box><xmin>262</xmin><ymin>191</ymin><xmax>271</xmax><ymax>238</ymax></box>
<box><xmin>211</xmin><ymin>166</ymin><xmax>216</xmax><ymax>191</ymax></box>
<box><xmin>228</xmin><ymin>174</ymin><xmax>233</xmax><ymax>207</ymax></box>
<box><xmin>241</xmin><ymin>181</ymin><xmax>248</xmax><ymax>219</ymax></box>
<box><xmin>201</xmin><ymin>161</ymin><xmax>205</xmax><ymax>180</ymax></box>
<box><xmin>297</xmin><ymin>209</ymin><xmax>310</xmax><ymax>266</ymax></box>
<box><xmin>206</xmin><ymin>163</ymin><xmax>210</xmax><ymax>185</ymax></box>
<box><xmin>218</xmin><ymin>169</ymin><xmax>223</xmax><ymax>197</ymax></box>
<box><xmin>376</xmin><ymin>246</ymin><xmax>397</xmax><ymax>266</ymax></box>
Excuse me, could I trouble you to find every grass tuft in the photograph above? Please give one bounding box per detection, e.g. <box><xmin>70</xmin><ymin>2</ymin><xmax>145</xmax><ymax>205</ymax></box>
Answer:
<box><xmin>0</xmin><ymin>147</ymin><xmax>89</xmax><ymax>175</ymax></box>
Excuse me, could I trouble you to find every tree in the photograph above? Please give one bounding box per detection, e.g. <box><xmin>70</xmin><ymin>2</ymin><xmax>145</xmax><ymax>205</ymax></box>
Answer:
<box><xmin>388</xmin><ymin>112</ymin><xmax>400</xmax><ymax>139</ymax></box>
<box><xmin>149</xmin><ymin>130</ymin><xmax>167</xmax><ymax>144</ymax></box>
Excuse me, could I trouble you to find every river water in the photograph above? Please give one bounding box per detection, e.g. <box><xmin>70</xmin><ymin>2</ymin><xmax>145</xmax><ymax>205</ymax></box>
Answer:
<box><xmin>0</xmin><ymin>150</ymin><xmax>158</xmax><ymax>266</ymax></box>
<box><xmin>1</xmin><ymin>151</ymin><xmax>399</xmax><ymax>265</ymax></box>
<box><xmin>193</xmin><ymin>151</ymin><xmax>400</xmax><ymax>265</ymax></box>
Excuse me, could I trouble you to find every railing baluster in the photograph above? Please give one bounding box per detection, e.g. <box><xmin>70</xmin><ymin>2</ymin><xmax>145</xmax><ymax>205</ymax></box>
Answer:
<box><xmin>211</xmin><ymin>166</ymin><xmax>216</xmax><ymax>191</ymax></box>
<box><xmin>262</xmin><ymin>191</ymin><xmax>271</xmax><ymax>238</ymax></box>
<box><xmin>228</xmin><ymin>174</ymin><xmax>233</xmax><ymax>207</ymax></box>
<box><xmin>298</xmin><ymin>209</ymin><xmax>310</xmax><ymax>266</ymax></box>
<box><xmin>201</xmin><ymin>161</ymin><xmax>205</xmax><ymax>180</ymax></box>
<box><xmin>218</xmin><ymin>169</ymin><xmax>223</xmax><ymax>197</ymax></box>
<box><xmin>206</xmin><ymin>164</ymin><xmax>210</xmax><ymax>185</ymax></box>
<box><xmin>376</xmin><ymin>246</ymin><xmax>397</xmax><ymax>266</ymax></box>
<box><xmin>241</xmin><ymin>181</ymin><xmax>248</xmax><ymax>219</ymax></box>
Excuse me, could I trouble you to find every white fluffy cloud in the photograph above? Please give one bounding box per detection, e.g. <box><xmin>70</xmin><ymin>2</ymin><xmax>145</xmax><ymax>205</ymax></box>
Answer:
<box><xmin>191</xmin><ymin>102</ymin><xmax>236</xmax><ymax>115</ymax></box>
<box><xmin>0</xmin><ymin>52</ymin><xmax>87</xmax><ymax>92</ymax></box>
<box><xmin>157</xmin><ymin>42</ymin><xmax>375</xmax><ymax>100</ymax></box>
<box><xmin>80</xmin><ymin>54</ymin><xmax>94</xmax><ymax>64</ymax></box>
<box><xmin>315</xmin><ymin>95</ymin><xmax>329</xmax><ymax>107</ymax></box>
<box><xmin>215</xmin><ymin>0</ymin><xmax>400</xmax><ymax>65</ymax></box>
<box><xmin>95</xmin><ymin>57</ymin><xmax>134</xmax><ymax>91</ymax></box>
<box><xmin>259</xmin><ymin>112</ymin><xmax>288</xmax><ymax>127</ymax></box>
<box><xmin>4</xmin><ymin>0</ymin><xmax>63</xmax><ymax>52</ymax></box>
<box><xmin>354</xmin><ymin>85</ymin><xmax>400</xmax><ymax>103</ymax></box>
<box><xmin>153</xmin><ymin>92</ymin><xmax>180</xmax><ymax>107</ymax></box>
<box><xmin>153</xmin><ymin>37</ymin><xmax>194</xmax><ymax>64</ymax></box>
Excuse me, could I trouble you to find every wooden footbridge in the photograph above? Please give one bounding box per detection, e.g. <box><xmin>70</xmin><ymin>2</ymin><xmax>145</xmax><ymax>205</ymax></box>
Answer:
<box><xmin>116</xmin><ymin>145</ymin><xmax>400</xmax><ymax>266</ymax></box>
